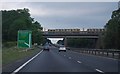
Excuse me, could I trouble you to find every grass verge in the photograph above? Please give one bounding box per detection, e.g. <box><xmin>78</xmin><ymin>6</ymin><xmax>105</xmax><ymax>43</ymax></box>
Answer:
<box><xmin>2</xmin><ymin>46</ymin><xmax>41</xmax><ymax>66</ymax></box>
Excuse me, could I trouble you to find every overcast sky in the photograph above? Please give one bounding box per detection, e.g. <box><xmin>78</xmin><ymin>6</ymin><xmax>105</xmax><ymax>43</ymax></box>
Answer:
<box><xmin>1</xmin><ymin>2</ymin><xmax>118</xmax><ymax>30</ymax></box>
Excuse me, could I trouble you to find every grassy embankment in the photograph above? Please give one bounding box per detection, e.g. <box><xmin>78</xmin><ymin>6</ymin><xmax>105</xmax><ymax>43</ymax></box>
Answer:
<box><xmin>2</xmin><ymin>42</ymin><xmax>41</xmax><ymax>66</ymax></box>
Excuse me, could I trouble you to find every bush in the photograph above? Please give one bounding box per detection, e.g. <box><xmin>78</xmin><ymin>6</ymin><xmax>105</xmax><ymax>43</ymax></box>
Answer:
<box><xmin>3</xmin><ymin>42</ymin><xmax>17</xmax><ymax>48</ymax></box>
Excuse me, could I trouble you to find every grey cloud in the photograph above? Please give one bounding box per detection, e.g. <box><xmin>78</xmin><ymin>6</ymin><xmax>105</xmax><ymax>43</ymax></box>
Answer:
<box><xmin>1</xmin><ymin>2</ymin><xmax>118</xmax><ymax>29</ymax></box>
<box><xmin>30</xmin><ymin>2</ymin><xmax>117</xmax><ymax>29</ymax></box>
<box><xmin>34</xmin><ymin>14</ymin><xmax>109</xmax><ymax>29</ymax></box>
<box><xmin>31</xmin><ymin>2</ymin><xmax>117</xmax><ymax>17</ymax></box>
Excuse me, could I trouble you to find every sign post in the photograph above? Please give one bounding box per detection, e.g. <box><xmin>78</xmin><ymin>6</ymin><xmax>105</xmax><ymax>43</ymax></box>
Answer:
<box><xmin>17</xmin><ymin>30</ymin><xmax>32</xmax><ymax>48</ymax></box>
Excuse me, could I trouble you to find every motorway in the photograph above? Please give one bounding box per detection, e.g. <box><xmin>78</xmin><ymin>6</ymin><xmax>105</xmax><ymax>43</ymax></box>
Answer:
<box><xmin>13</xmin><ymin>46</ymin><xmax>119</xmax><ymax>73</ymax></box>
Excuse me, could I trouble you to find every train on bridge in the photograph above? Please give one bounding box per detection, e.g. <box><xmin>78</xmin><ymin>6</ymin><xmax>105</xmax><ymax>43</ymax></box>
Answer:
<box><xmin>47</xmin><ymin>28</ymin><xmax>105</xmax><ymax>33</ymax></box>
<box><xmin>42</xmin><ymin>28</ymin><xmax>104</xmax><ymax>38</ymax></box>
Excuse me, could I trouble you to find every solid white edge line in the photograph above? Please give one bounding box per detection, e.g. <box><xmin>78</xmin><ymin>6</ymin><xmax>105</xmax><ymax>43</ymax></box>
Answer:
<box><xmin>77</xmin><ymin>61</ymin><xmax>82</xmax><ymax>63</ymax></box>
<box><xmin>95</xmin><ymin>69</ymin><xmax>104</xmax><ymax>73</ymax></box>
<box><xmin>11</xmin><ymin>50</ymin><xmax>43</xmax><ymax>74</ymax></box>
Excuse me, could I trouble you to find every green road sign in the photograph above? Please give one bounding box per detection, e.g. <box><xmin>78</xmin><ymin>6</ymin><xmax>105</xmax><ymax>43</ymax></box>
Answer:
<box><xmin>18</xmin><ymin>30</ymin><xmax>32</xmax><ymax>48</ymax></box>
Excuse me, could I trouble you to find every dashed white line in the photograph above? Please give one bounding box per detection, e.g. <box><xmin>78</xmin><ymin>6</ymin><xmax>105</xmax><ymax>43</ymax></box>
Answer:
<box><xmin>77</xmin><ymin>61</ymin><xmax>82</xmax><ymax>63</ymax></box>
<box><xmin>68</xmin><ymin>57</ymin><xmax>72</xmax><ymax>59</ymax></box>
<box><xmin>11</xmin><ymin>50</ymin><xmax>43</xmax><ymax>74</ymax></box>
<box><xmin>95</xmin><ymin>69</ymin><xmax>104</xmax><ymax>73</ymax></box>
<box><xmin>64</xmin><ymin>55</ymin><xmax>66</xmax><ymax>56</ymax></box>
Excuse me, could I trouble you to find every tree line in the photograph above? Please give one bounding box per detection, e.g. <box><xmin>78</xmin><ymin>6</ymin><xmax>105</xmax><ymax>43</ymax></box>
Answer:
<box><xmin>57</xmin><ymin>38</ymin><xmax>96</xmax><ymax>48</ymax></box>
<box><xmin>2</xmin><ymin>8</ymin><xmax>46</xmax><ymax>45</ymax></box>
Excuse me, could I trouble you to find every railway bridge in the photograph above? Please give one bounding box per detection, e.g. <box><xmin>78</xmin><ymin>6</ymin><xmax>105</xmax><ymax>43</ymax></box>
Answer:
<box><xmin>42</xmin><ymin>29</ymin><xmax>104</xmax><ymax>48</ymax></box>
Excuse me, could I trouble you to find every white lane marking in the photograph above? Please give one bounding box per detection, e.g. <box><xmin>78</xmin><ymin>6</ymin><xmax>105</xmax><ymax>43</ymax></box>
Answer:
<box><xmin>11</xmin><ymin>50</ymin><xmax>43</xmax><ymax>74</ymax></box>
<box><xmin>68</xmin><ymin>57</ymin><xmax>71</xmax><ymax>59</ymax></box>
<box><xmin>77</xmin><ymin>61</ymin><xmax>82</xmax><ymax>63</ymax></box>
<box><xmin>64</xmin><ymin>55</ymin><xmax>66</xmax><ymax>56</ymax></box>
<box><xmin>95</xmin><ymin>69</ymin><xmax>104</xmax><ymax>73</ymax></box>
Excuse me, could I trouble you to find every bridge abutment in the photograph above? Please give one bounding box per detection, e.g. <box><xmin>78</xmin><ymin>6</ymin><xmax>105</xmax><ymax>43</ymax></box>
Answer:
<box><xmin>64</xmin><ymin>37</ymin><xmax>67</xmax><ymax>47</ymax></box>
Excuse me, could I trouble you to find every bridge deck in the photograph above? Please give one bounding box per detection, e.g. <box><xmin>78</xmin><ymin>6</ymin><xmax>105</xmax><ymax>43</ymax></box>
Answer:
<box><xmin>42</xmin><ymin>31</ymin><xmax>101</xmax><ymax>38</ymax></box>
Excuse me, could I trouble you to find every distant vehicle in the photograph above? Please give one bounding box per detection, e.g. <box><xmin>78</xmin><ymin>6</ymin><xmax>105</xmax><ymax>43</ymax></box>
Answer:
<box><xmin>59</xmin><ymin>46</ymin><xmax>66</xmax><ymax>52</ymax></box>
<box><xmin>43</xmin><ymin>44</ymin><xmax>49</xmax><ymax>51</ymax></box>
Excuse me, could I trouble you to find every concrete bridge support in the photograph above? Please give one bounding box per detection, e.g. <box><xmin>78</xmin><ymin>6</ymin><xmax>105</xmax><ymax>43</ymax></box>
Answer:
<box><xmin>64</xmin><ymin>37</ymin><xmax>67</xmax><ymax>47</ymax></box>
<box><xmin>95</xmin><ymin>35</ymin><xmax>104</xmax><ymax>49</ymax></box>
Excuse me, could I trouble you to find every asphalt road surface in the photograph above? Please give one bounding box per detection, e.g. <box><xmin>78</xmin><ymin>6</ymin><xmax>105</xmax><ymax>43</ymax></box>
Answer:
<box><xmin>14</xmin><ymin>46</ymin><xmax>119</xmax><ymax>73</ymax></box>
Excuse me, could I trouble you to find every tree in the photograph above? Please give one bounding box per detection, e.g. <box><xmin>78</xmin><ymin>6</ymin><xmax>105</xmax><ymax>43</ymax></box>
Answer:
<box><xmin>104</xmin><ymin>8</ymin><xmax>120</xmax><ymax>49</ymax></box>
<box><xmin>67</xmin><ymin>38</ymin><xmax>96</xmax><ymax>48</ymax></box>
<box><xmin>32</xmin><ymin>30</ymin><xmax>43</xmax><ymax>45</ymax></box>
<box><xmin>8</xmin><ymin>18</ymin><xmax>28</xmax><ymax>41</ymax></box>
<box><xmin>2</xmin><ymin>8</ymin><xmax>44</xmax><ymax>45</ymax></box>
